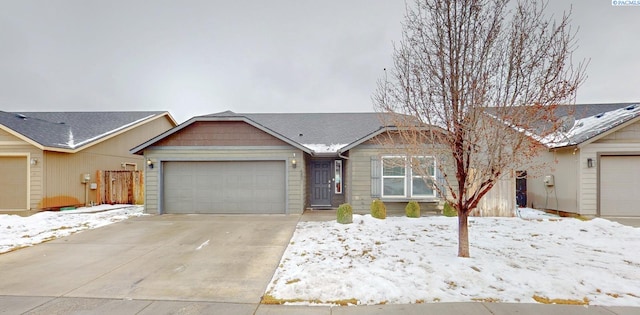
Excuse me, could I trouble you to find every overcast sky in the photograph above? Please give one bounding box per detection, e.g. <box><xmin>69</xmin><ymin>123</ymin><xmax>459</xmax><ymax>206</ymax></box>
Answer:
<box><xmin>0</xmin><ymin>0</ymin><xmax>638</xmax><ymax>123</ymax></box>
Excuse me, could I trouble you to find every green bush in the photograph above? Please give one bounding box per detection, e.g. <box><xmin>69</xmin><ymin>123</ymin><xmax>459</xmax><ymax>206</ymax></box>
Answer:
<box><xmin>443</xmin><ymin>202</ymin><xmax>458</xmax><ymax>217</ymax></box>
<box><xmin>370</xmin><ymin>199</ymin><xmax>386</xmax><ymax>219</ymax></box>
<box><xmin>405</xmin><ymin>201</ymin><xmax>421</xmax><ymax>218</ymax></box>
<box><xmin>336</xmin><ymin>203</ymin><xmax>353</xmax><ymax>224</ymax></box>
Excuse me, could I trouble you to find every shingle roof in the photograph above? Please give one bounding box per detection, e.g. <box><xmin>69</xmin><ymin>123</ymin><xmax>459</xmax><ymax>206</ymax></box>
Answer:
<box><xmin>203</xmin><ymin>111</ymin><xmax>389</xmax><ymax>153</ymax></box>
<box><xmin>541</xmin><ymin>102</ymin><xmax>640</xmax><ymax>148</ymax></box>
<box><xmin>0</xmin><ymin>111</ymin><xmax>168</xmax><ymax>151</ymax></box>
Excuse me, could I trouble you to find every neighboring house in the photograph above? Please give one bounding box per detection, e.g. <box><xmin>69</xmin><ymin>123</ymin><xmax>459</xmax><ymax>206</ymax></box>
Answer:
<box><xmin>131</xmin><ymin>111</ymin><xmax>442</xmax><ymax>215</ymax></box>
<box><xmin>521</xmin><ymin>102</ymin><xmax>640</xmax><ymax>217</ymax></box>
<box><xmin>0</xmin><ymin>111</ymin><xmax>177</xmax><ymax>214</ymax></box>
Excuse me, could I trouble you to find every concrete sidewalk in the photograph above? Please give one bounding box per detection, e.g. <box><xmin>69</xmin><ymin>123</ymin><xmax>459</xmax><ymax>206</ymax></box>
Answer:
<box><xmin>2</xmin><ymin>296</ymin><xmax>638</xmax><ymax>314</ymax></box>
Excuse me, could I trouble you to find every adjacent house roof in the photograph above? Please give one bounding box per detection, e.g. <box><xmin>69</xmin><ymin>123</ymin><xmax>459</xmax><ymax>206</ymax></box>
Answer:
<box><xmin>539</xmin><ymin>102</ymin><xmax>640</xmax><ymax>148</ymax></box>
<box><xmin>0</xmin><ymin>111</ymin><xmax>175</xmax><ymax>152</ymax></box>
<box><xmin>132</xmin><ymin>111</ymin><xmax>396</xmax><ymax>156</ymax></box>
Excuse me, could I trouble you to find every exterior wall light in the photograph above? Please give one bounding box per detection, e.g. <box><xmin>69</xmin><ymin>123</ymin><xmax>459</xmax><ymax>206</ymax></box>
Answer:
<box><xmin>291</xmin><ymin>158</ymin><xmax>297</xmax><ymax>168</ymax></box>
<box><xmin>147</xmin><ymin>158</ymin><xmax>154</xmax><ymax>169</ymax></box>
<box><xmin>30</xmin><ymin>158</ymin><xmax>38</xmax><ymax>165</ymax></box>
<box><xmin>587</xmin><ymin>158</ymin><xmax>593</xmax><ymax>168</ymax></box>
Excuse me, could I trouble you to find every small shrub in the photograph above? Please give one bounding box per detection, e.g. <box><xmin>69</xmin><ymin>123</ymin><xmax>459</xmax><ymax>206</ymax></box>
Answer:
<box><xmin>405</xmin><ymin>201</ymin><xmax>421</xmax><ymax>218</ymax></box>
<box><xmin>443</xmin><ymin>202</ymin><xmax>457</xmax><ymax>217</ymax></box>
<box><xmin>370</xmin><ymin>199</ymin><xmax>386</xmax><ymax>219</ymax></box>
<box><xmin>336</xmin><ymin>203</ymin><xmax>353</xmax><ymax>224</ymax></box>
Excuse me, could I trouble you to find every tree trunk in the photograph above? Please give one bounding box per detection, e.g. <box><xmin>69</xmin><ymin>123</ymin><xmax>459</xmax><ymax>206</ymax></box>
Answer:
<box><xmin>458</xmin><ymin>211</ymin><xmax>470</xmax><ymax>257</ymax></box>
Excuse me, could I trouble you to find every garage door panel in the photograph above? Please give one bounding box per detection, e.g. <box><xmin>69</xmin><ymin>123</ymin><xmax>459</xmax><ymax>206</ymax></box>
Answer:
<box><xmin>163</xmin><ymin>161</ymin><xmax>286</xmax><ymax>214</ymax></box>
<box><xmin>0</xmin><ymin>156</ymin><xmax>28</xmax><ymax>210</ymax></box>
<box><xmin>600</xmin><ymin>156</ymin><xmax>640</xmax><ymax>217</ymax></box>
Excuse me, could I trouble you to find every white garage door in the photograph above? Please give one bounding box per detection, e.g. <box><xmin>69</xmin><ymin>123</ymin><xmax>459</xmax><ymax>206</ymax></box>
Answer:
<box><xmin>163</xmin><ymin>161</ymin><xmax>286</xmax><ymax>214</ymax></box>
<box><xmin>600</xmin><ymin>155</ymin><xmax>640</xmax><ymax>217</ymax></box>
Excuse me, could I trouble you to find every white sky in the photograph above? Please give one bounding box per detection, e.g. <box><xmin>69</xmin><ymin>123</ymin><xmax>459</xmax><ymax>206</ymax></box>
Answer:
<box><xmin>0</xmin><ymin>0</ymin><xmax>638</xmax><ymax>123</ymax></box>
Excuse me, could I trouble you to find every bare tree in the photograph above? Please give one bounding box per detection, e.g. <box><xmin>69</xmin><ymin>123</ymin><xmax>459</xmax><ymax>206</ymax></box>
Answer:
<box><xmin>374</xmin><ymin>0</ymin><xmax>586</xmax><ymax>257</ymax></box>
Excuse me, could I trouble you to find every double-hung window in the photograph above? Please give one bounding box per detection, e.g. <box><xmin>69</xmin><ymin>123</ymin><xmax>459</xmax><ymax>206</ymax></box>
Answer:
<box><xmin>411</xmin><ymin>156</ymin><xmax>436</xmax><ymax>197</ymax></box>
<box><xmin>379</xmin><ymin>155</ymin><xmax>436</xmax><ymax>198</ymax></box>
<box><xmin>382</xmin><ymin>156</ymin><xmax>407</xmax><ymax>197</ymax></box>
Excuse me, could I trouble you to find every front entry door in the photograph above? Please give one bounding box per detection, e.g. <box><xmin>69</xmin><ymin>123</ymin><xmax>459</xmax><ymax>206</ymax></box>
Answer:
<box><xmin>516</xmin><ymin>171</ymin><xmax>527</xmax><ymax>207</ymax></box>
<box><xmin>310</xmin><ymin>160</ymin><xmax>331</xmax><ymax>207</ymax></box>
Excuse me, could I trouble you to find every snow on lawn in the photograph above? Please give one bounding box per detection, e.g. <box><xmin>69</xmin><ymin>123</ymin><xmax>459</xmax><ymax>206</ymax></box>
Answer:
<box><xmin>265</xmin><ymin>209</ymin><xmax>640</xmax><ymax>306</ymax></box>
<box><xmin>0</xmin><ymin>205</ymin><xmax>144</xmax><ymax>254</ymax></box>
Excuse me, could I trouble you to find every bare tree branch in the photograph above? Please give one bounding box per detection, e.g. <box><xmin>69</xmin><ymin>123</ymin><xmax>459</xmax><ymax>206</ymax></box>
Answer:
<box><xmin>373</xmin><ymin>0</ymin><xmax>586</xmax><ymax>257</ymax></box>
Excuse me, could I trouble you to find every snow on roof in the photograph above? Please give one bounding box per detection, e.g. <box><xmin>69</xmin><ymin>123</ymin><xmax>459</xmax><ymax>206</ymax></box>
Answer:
<box><xmin>303</xmin><ymin>143</ymin><xmax>348</xmax><ymax>154</ymax></box>
<box><xmin>1</xmin><ymin>111</ymin><xmax>166</xmax><ymax>151</ymax></box>
<box><xmin>58</xmin><ymin>114</ymin><xmax>155</xmax><ymax>149</ymax></box>
<box><xmin>542</xmin><ymin>104</ymin><xmax>640</xmax><ymax>148</ymax></box>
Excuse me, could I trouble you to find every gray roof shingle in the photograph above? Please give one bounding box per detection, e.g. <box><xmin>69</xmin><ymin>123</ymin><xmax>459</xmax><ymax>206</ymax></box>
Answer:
<box><xmin>542</xmin><ymin>102</ymin><xmax>640</xmax><ymax>148</ymax></box>
<box><xmin>202</xmin><ymin>111</ymin><xmax>390</xmax><ymax>153</ymax></box>
<box><xmin>0</xmin><ymin>111</ymin><xmax>167</xmax><ymax>150</ymax></box>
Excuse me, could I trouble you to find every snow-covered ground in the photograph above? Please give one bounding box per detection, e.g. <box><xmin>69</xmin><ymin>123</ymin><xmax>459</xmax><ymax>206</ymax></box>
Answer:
<box><xmin>265</xmin><ymin>208</ymin><xmax>640</xmax><ymax>306</ymax></box>
<box><xmin>2</xmin><ymin>206</ymin><xmax>638</xmax><ymax>306</ymax></box>
<box><xmin>0</xmin><ymin>205</ymin><xmax>144</xmax><ymax>254</ymax></box>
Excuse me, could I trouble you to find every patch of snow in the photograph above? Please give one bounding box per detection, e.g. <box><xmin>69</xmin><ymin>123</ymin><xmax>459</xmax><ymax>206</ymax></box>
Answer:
<box><xmin>266</xmin><ymin>213</ymin><xmax>640</xmax><ymax>306</ymax></box>
<box><xmin>196</xmin><ymin>240</ymin><xmax>210</xmax><ymax>250</ymax></box>
<box><xmin>517</xmin><ymin>207</ymin><xmax>560</xmax><ymax>219</ymax></box>
<box><xmin>0</xmin><ymin>205</ymin><xmax>144</xmax><ymax>254</ymax></box>
<box><xmin>303</xmin><ymin>143</ymin><xmax>348</xmax><ymax>154</ymax></box>
<box><xmin>66</xmin><ymin>129</ymin><xmax>75</xmax><ymax>147</ymax></box>
<box><xmin>542</xmin><ymin>105</ymin><xmax>640</xmax><ymax>148</ymax></box>
<box><xmin>57</xmin><ymin>114</ymin><xmax>156</xmax><ymax>149</ymax></box>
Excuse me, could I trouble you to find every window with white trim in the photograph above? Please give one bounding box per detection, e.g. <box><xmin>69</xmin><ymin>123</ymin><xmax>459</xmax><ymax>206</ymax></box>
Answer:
<box><xmin>411</xmin><ymin>156</ymin><xmax>436</xmax><ymax>197</ymax></box>
<box><xmin>382</xmin><ymin>156</ymin><xmax>406</xmax><ymax>197</ymax></box>
<box><xmin>380</xmin><ymin>155</ymin><xmax>437</xmax><ymax>198</ymax></box>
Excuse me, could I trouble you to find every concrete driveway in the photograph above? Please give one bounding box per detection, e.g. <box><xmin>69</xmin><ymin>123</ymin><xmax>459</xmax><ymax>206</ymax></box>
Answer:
<box><xmin>0</xmin><ymin>214</ymin><xmax>300</xmax><ymax>314</ymax></box>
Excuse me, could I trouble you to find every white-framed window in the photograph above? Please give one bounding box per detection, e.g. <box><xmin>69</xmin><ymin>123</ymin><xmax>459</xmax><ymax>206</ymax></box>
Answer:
<box><xmin>379</xmin><ymin>155</ymin><xmax>437</xmax><ymax>198</ymax></box>
<box><xmin>411</xmin><ymin>156</ymin><xmax>436</xmax><ymax>197</ymax></box>
<box><xmin>382</xmin><ymin>156</ymin><xmax>407</xmax><ymax>197</ymax></box>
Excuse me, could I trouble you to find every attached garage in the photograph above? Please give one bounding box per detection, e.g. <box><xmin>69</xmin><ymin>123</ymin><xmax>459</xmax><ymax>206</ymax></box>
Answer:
<box><xmin>0</xmin><ymin>156</ymin><xmax>28</xmax><ymax>210</ymax></box>
<box><xmin>162</xmin><ymin>161</ymin><xmax>286</xmax><ymax>214</ymax></box>
<box><xmin>600</xmin><ymin>155</ymin><xmax>640</xmax><ymax>217</ymax></box>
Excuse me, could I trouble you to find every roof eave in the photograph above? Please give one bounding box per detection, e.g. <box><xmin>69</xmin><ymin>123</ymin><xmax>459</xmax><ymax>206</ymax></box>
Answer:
<box><xmin>130</xmin><ymin>115</ymin><xmax>313</xmax><ymax>155</ymax></box>
<box><xmin>576</xmin><ymin>114</ymin><xmax>640</xmax><ymax>148</ymax></box>
<box><xmin>338</xmin><ymin>125</ymin><xmax>434</xmax><ymax>154</ymax></box>
<box><xmin>0</xmin><ymin>125</ymin><xmax>45</xmax><ymax>150</ymax></box>
<box><xmin>339</xmin><ymin>127</ymin><xmax>391</xmax><ymax>153</ymax></box>
<box><xmin>547</xmin><ymin>114</ymin><xmax>640</xmax><ymax>151</ymax></box>
<box><xmin>310</xmin><ymin>151</ymin><xmax>340</xmax><ymax>158</ymax></box>
<box><xmin>65</xmin><ymin>112</ymin><xmax>174</xmax><ymax>153</ymax></box>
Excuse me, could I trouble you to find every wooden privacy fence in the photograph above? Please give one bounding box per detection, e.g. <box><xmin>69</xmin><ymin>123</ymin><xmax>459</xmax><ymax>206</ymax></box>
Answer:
<box><xmin>96</xmin><ymin>170</ymin><xmax>144</xmax><ymax>205</ymax></box>
<box><xmin>471</xmin><ymin>171</ymin><xmax>516</xmax><ymax>217</ymax></box>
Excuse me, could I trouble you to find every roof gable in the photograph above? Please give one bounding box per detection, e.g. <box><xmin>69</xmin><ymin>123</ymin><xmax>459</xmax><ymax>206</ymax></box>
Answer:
<box><xmin>206</xmin><ymin>112</ymin><xmax>390</xmax><ymax>154</ymax></box>
<box><xmin>0</xmin><ymin>111</ymin><xmax>173</xmax><ymax>152</ymax></box>
<box><xmin>132</xmin><ymin>111</ymin><xmax>395</xmax><ymax>156</ymax></box>
<box><xmin>155</xmin><ymin>121</ymin><xmax>290</xmax><ymax>147</ymax></box>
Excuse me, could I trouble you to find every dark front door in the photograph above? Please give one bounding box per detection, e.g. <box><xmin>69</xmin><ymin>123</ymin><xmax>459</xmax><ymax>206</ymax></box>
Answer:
<box><xmin>516</xmin><ymin>171</ymin><xmax>527</xmax><ymax>207</ymax></box>
<box><xmin>310</xmin><ymin>160</ymin><xmax>331</xmax><ymax>207</ymax></box>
